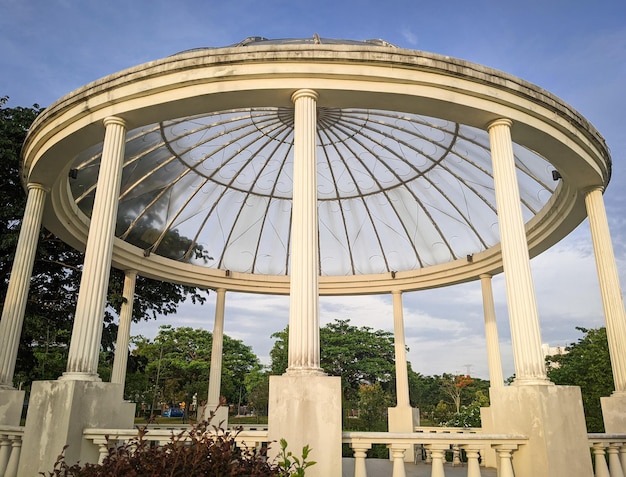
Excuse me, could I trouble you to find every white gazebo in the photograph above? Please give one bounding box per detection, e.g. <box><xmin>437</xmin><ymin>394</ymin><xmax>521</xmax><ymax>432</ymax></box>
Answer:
<box><xmin>1</xmin><ymin>36</ymin><xmax>626</xmax><ymax>477</ymax></box>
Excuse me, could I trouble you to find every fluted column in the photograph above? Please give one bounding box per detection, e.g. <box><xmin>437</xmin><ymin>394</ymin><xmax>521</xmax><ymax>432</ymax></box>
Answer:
<box><xmin>111</xmin><ymin>270</ymin><xmax>137</xmax><ymax>386</ymax></box>
<box><xmin>207</xmin><ymin>288</ymin><xmax>226</xmax><ymax>406</ymax></box>
<box><xmin>585</xmin><ymin>186</ymin><xmax>626</xmax><ymax>394</ymax></box>
<box><xmin>488</xmin><ymin>118</ymin><xmax>548</xmax><ymax>384</ymax></box>
<box><xmin>480</xmin><ymin>274</ymin><xmax>504</xmax><ymax>387</ymax></box>
<box><xmin>392</xmin><ymin>290</ymin><xmax>411</xmax><ymax>407</ymax></box>
<box><xmin>287</xmin><ymin>89</ymin><xmax>323</xmax><ymax>375</ymax></box>
<box><xmin>0</xmin><ymin>183</ymin><xmax>48</xmax><ymax>388</ymax></box>
<box><xmin>61</xmin><ymin>116</ymin><xmax>126</xmax><ymax>381</ymax></box>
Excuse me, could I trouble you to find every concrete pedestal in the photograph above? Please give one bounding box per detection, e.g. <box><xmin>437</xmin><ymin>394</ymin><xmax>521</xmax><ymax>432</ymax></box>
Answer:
<box><xmin>478</xmin><ymin>406</ymin><xmax>498</xmax><ymax>468</ymax></box>
<box><xmin>268</xmin><ymin>375</ymin><xmax>342</xmax><ymax>477</ymax></box>
<box><xmin>388</xmin><ymin>406</ymin><xmax>419</xmax><ymax>462</ymax></box>
<box><xmin>489</xmin><ymin>384</ymin><xmax>593</xmax><ymax>477</ymax></box>
<box><xmin>203</xmin><ymin>404</ymin><xmax>229</xmax><ymax>429</ymax></box>
<box><xmin>0</xmin><ymin>389</ymin><xmax>25</xmax><ymax>426</ymax></box>
<box><xmin>601</xmin><ymin>394</ymin><xmax>626</xmax><ymax>432</ymax></box>
<box><xmin>18</xmin><ymin>380</ymin><xmax>135</xmax><ymax>476</ymax></box>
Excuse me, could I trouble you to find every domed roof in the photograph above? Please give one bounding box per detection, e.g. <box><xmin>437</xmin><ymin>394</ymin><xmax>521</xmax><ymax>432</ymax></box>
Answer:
<box><xmin>69</xmin><ymin>106</ymin><xmax>555</xmax><ymax>276</ymax></box>
<box><xmin>23</xmin><ymin>37</ymin><xmax>608</xmax><ymax>293</ymax></box>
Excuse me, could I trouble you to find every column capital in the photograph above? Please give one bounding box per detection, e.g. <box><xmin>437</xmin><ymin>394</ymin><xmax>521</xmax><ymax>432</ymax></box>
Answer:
<box><xmin>583</xmin><ymin>184</ymin><xmax>605</xmax><ymax>196</ymax></box>
<box><xmin>291</xmin><ymin>89</ymin><xmax>319</xmax><ymax>103</ymax></box>
<box><xmin>103</xmin><ymin>116</ymin><xmax>126</xmax><ymax>128</ymax></box>
<box><xmin>479</xmin><ymin>273</ymin><xmax>493</xmax><ymax>280</ymax></box>
<box><xmin>26</xmin><ymin>182</ymin><xmax>49</xmax><ymax>193</ymax></box>
<box><xmin>487</xmin><ymin>118</ymin><xmax>513</xmax><ymax>130</ymax></box>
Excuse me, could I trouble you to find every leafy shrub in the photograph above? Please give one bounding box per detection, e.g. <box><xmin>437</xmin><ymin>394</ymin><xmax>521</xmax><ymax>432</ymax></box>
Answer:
<box><xmin>42</xmin><ymin>416</ymin><xmax>313</xmax><ymax>476</ymax></box>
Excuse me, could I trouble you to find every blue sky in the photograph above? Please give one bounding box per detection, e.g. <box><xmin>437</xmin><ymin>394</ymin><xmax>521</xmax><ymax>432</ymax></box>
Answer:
<box><xmin>2</xmin><ymin>0</ymin><xmax>626</xmax><ymax>380</ymax></box>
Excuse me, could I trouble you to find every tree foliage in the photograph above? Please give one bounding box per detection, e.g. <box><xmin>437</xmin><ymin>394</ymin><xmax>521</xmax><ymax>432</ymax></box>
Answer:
<box><xmin>440</xmin><ymin>374</ymin><xmax>474</xmax><ymax>414</ymax></box>
<box><xmin>270</xmin><ymin>319</ymin><xmax>395</xmax><ymax>401</ymax></box>
<box><xmin>0</xmin><ymin>97</ymin><xmax>208</xmax><ymax>388</ymax></box>
<box><xmin>547</xmin><ymin>327</ymin><xmax>613</xmax><ymax>432</ymax></box>
<box><xmin>127</xmin><ymin>326</ymin><xmax>259</xmax><ymax>410</ymax></box>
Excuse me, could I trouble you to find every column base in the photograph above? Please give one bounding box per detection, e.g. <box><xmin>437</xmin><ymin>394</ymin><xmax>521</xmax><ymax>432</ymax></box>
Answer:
<box><xmin>18</xmin><ymin>380</ymin><xmax>135</xmax><ymax>476</ymax></box>
<box><xmin>601</xmin><ymin>393</ymin><xmax>626</xmax><ymax>432</ymax></box>
<box><xmin>489</xmin><ymin>384</ymin><xmax>593</xmax><ymax>477</ymax></box>
<box><xmin>0</xmin><ymin>389</ymin><xmax>25</xmax><ymax>426</ymax></box>
<box><xmin>268</xmin><ymin>374</ymin><xmax>342</xmax><ymax>477</ymax></box>
<box><xmin>388</xmin><ymin>406</ymin><xmax>419</xmax><ymax>462</ymax></box>
<box><xmin>58</xmin><ymin>371</ymin><xmax>102</xmax><ymax>382</ymax></box>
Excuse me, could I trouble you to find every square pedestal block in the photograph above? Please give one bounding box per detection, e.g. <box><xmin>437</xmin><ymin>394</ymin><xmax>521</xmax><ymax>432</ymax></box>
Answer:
<box><xmin>489</xmin><ymin>384</ymin><xmax>593</xmax><ymax>477</ymax></box>
<box><xmin>0</xmin><ymin>389</ymin><xmax>25</xmax><ymax>426</ymax></box>
<box><xmin>388</xmin><ymin>405</ymin><xmax>419</xmax><ymax>462</ymax></box>
<box><xmin>601</xmin><ymin>394</ymin><xmax>626</xmax><ymax>432</ymax></box>
<box><xmin>268</xmin><ymin>374</ymin><xmax>342</xmax><ymax>477</ymax></box>
<box><xmin>18</xmin><ymin>380</ymin><xmax>135</xmax><ymax>476</ymax></box>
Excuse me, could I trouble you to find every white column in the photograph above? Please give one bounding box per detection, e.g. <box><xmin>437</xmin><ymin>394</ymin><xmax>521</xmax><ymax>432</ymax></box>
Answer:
<box><xmin>488</xmin><ymin>118</ymin><xmax>548</xmax><ymax>385</ymax></box>
<box><xmin>111</xmin><ymin>270</ymin><xmax>137</xmax><ymax>386</ymax></box>
<box><xmin>61</xmin><ymin>116</ymin><xmax>127</xmax><ymax>381</ymax></box>
<box><xmin>207</xmin><ymin>288</ymin><xmax>226</xmax><ymax>406</ymax></box>
<box><xmin>585</xmin><ymin>186</ymin><xmax>626</xmax><ymax>394</ymax></box>
<box><xmin>480</xmin><ymin>274</ymin><xmax>504</xmax><ymax>387</ymax></box>
<box><xmin>287</xmin><ymin>89</ymin><xmax>323</xmax><ymax>375</ymax></box>
<box><xmin>392</xmin><ymin>290</ymin><xmax>411</xmax><ymax>407</ymax></box>
<box><xmin>0</xmin><ymin>183</ymin><xmax>48</xmax><ymax>388</ymax></box>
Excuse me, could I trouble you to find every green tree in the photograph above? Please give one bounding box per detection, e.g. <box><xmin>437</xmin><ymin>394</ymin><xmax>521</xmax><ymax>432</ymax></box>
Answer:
<box><xmin>0</xmin><ymin>98</ymin><xmax>208</xmax><ymax>388</ymax></box>
<box><xmin>440</xmin><ymin>374</ymin><xmax>474</xmax><ymax>414</ymax></box>
<box><xmin>129</xmin><ymin>326</ymin><xmax>259</xmax><ymax>410</ymax></box>
<box><xmin>547</xmin><ymin>327</ymin><xmax>613</xmax><ymax>432</ymax></box>
<box><xmin>354</xmin><ymin>382</ymin><xmax>392</xmax><ymax>431</ymax></box>
<box><xmin>244</xmin><ymin>363</ymin><xmax>270</xmax><ymax>418</ymax></box>
<box><xmin>270</xmin><ymin>319</ymin><xmax>396</xmax><ymax>402</ymax></box>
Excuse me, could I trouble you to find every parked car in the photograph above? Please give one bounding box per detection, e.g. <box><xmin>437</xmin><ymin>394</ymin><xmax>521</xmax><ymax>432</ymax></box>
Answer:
<box><xmin>162</xmin><ymin>407</ymin><xmax>184</xmax><ymax>418</ymax></box>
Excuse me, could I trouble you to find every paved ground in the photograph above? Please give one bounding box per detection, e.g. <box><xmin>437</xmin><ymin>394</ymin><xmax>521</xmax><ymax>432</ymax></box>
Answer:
<box><xmin>341</xmin><ymin>458</ymin><xmax>497</xmax><ymax>476</ymax></box>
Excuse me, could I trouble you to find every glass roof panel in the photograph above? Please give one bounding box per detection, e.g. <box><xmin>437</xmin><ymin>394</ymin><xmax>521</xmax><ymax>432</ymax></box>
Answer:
<box><xmin>69</xmin><ymin>107</ymin><xmax>557</xmax><ymax>276</ymax></box>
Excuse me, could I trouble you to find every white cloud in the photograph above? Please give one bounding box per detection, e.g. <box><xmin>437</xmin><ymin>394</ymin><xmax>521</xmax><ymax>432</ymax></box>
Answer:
<box><xmin>400</xmin><ymin>27</ymin><xmax>418</xmax><ymax>46</ymax></box>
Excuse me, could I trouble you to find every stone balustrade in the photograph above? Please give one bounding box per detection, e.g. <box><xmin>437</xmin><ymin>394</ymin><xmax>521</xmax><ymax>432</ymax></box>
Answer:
<box><xmin>71</xmin><ymin>427</ymin><xmax>626</xmax><ymax>476</ymax></box>
<box><xmin>82</xmin><ymin>427</ymin><xmax>269</xmax><ymax>464</ymax></box>
<box><xmin>588</xmin><ymin>434</ymin><xmax>626</xmax><ymax>477</ymax></box>
<box><xmin>0</xmin><ymin>425</ymin><xmax>22</xmax><ymax>477</ymax></box>
<box><xmin>342</xmin><ymin>431</ymin><xmax>526</xmax><ymax>477</ymax></box>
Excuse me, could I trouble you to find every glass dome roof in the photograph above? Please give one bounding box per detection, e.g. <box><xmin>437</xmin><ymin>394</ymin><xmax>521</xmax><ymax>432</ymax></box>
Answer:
<box><xmin>69</xmin><ymin>106</ymin><xmax>555</xmax><ymax>276</ymax></box>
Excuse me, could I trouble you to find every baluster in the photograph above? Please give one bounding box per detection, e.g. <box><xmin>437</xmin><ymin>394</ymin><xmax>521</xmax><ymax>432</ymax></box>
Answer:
<box><xmin>608</xmin><ymin>443</ymin><xmax>625</xmax><ymax>477</ymax></box>
<box><xmin>4</xmin><ymin>437</ymin><xmax>21</xmax><ymax>477</ymax></box>
<box><xmin>426</xmin><ymin>444</ymin><xmax>448</xmax><ymax>477</ymax></box>
<box><xmin>492</xmin><ymin>444</ymin><xmax>516</xmax><ymax>477</ymax></box>
<box><xmin>96</xmin><ymin>439</ymin><xmax>109</xmax><ymax>464</ymax></box>
<box><xmin>460</xmin><ymin>445</ymin><xmax>482</xmax><ymax>477</ymax></box>
<box><xmin>389</xmin><ymin>445</ymin><xmax>407</xmax><ymax>477</ymax></box>
<box><xmin>0</xmin><ymin>434</ymin><xmax>11</xmax><ymax>476</ymax></box>
<box><xmin>452</xmin><ymin>444</ymin><xmax>461</xmax><ymax>466</ymax></box>
<box><xmin>480</xmin><ymin>445</ymin><xmax>487</xmax><ymax>467</ymax></box>
<box><xmin>424</xmin><ymin>447</ymin><xmax>432</xmax><ymax>464</ymax></box>
<box><xmin>592</xmin><ymin>443</ymin><xmax>610</xmax><ymax>477</ymax></box>
<box><xmin>620</xmin><ymin>443</ymin><xmax>626</xmax><ymax>476</ymax></box>
<box><xmin>351</xmin><ymin>443</ymin><xmax>370</xmax><ymax>477</ymax></box>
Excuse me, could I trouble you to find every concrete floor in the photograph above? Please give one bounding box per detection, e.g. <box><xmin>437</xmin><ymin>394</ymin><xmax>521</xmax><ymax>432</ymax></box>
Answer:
<box><xmin>341</xmin><ymin>458</ymin><xmax>498</xmax><ymax>476</ymax></box>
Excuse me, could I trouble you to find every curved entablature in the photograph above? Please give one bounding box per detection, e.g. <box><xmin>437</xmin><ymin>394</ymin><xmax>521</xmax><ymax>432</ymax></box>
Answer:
<box><xmin>22</xmin><ymin>40</ymin><xmax>611</xmax><ymax>295</ymax></box>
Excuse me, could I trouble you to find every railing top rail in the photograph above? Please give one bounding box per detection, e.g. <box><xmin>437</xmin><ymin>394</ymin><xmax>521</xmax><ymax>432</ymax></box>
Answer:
<box><xmin>0</xmin><ymin>425</ymin><xmax>24</xmax><ymax>435</ymax></box>
<box><xmin>413</xmin><ymin>426</ymin><xmax>481</xmax><ymax>433</ymax></box>
<box><xmin>342</xmin><ymin>431</ymin><xmax>527</xmax><ymax>446</ymax></box>
<box><xmin>83</xmin><ymin>428</ymin><xmax>269</xmax><ymax>440</ymax></box>
<box><xmin>588</xmin><ymin>433</ymin><xmax>626</xmax><ymax>442</ymax></box>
